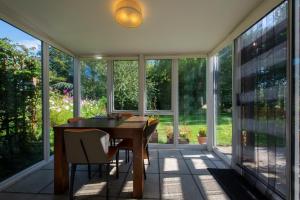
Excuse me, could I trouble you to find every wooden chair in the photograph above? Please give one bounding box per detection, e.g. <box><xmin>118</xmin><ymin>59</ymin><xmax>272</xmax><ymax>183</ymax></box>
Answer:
<box><xmin>109</xmin><ymin>113</ymin><xmax>134</xmax><ymax>161</ymax></box>
<box><xmin>117</xmin><ymin>119</ymin><xmax>159</xmax><ymax>179</ymax></box>
<box><xmin>67</xmin><ymin>117</ymin><xmax>97</xmax><ymax>179</ymax></box>
<box><xmin>64</xmin><ymin>129</ymin><xmax>119</xmax><ymax>200</ymax></box>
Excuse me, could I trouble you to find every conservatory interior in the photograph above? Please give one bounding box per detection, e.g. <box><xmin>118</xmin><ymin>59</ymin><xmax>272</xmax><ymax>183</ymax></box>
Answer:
<box><xmin>0</xmin><ymin>0</ymin><xmax>300</xmax><ymax>199</ymax></box>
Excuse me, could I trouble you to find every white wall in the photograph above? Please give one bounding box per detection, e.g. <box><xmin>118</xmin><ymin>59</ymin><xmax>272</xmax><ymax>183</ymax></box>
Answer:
<box><xmin>209</xmin><ymin>0</ymin><xmax>283</xmax><ymax>57</ymax></box>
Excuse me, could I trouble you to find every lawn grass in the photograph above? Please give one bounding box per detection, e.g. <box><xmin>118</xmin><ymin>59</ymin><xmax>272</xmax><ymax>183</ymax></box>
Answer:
<box><xmin>155</xmin><ymin>113</ymin><xmax>232</xmax><ymax>145</ymax></box>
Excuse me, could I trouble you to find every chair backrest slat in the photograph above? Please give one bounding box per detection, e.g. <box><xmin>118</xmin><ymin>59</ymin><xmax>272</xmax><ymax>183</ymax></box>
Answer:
<box><xmin>67</xmin><ymin>117</ymin><xmax>85</xmax><ymax>123</ymax></box>
<box><xmin>64</xmin><ymin>129</ymin><xmax>110</xmax><ymax>164</ymax></box>
<box><xmin>144</xmin><ymin>120</ymin><xmax>159</xmax><ymax>144</ymax></box>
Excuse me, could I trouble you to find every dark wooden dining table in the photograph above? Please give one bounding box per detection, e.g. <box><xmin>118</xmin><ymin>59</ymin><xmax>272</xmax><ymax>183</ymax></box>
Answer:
<box><xmin>53</xmin><ymin>116</ymin><xmax>148</xmax><ymax>198</ymax></box>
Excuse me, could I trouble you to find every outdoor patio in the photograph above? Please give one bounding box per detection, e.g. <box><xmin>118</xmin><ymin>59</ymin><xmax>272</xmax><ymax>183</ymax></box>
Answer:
<box><xmin>0</xmin><ymin>149</ymin><xmax>229</xmax><ymax>200</ymax></box>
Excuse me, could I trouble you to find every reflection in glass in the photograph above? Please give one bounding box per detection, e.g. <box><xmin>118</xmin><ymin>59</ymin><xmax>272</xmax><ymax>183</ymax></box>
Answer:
<box><xmin>113</xmin><ymin>60</ymin><xmax>139</xmax><ymax>110</ymax></box>
<box><xmin>236</xmin><ymin>1</ymin><xmax>287</xmax><ymax>196</ymax></box>
<box><xmin>294</xmin><ymin>0</ymin><xmax>300</xmax><ymax>198</ymax></box>
<box><xmin>80</xmin><ymin>59</ymin><xmax>107</xmax><ymax>117</ymax></box>
<box><xmin>178</xmin><ymin>58</ymin><xmax>207</xmax><ymax>144</ymax></box>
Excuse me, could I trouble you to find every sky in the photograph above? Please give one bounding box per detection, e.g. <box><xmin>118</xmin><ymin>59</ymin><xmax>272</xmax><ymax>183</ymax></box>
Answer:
<box><xmin>0</xmin><ymin>20</ymin><xmax>41</xmax><ymax>51</ymax></box>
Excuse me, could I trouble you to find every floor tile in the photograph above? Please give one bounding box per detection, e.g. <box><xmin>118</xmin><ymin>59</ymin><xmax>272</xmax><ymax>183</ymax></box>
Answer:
<box><xmin>147</xmin><ymin>149</ymin><xmax>158</xmax><ymax>159</ymax></box>
<box><xmin>0</xmin><ymin>192</ymin><xmax>35</xmax><ymax>200</ymax></box>
<box><xmin>202</xmin><ymin>151</ymin><xmax>221</xmax><ymax>161</ymax></box>
<box><xmin>42</xmin><ymin>161</ymin><xmax>54</xmax><ymax>170</ymax></box>
<box><xmin>212</xmin><ymin>160</ymin><xmax>229</xmax><ymax>169</ymax></box>
<box><xmin>143</xmin><ymin>174</ymin><xmax>160</xmax><ymax>199</ymax></box>
<box><xmin>75</xmin><ymin>173</ymin><xmax>127</xmax><ymax>198</ymax></box>
<box><xmin>193</xmin><ymin>175</ymin><xmax>228</xmax><ymax>197</ymax></box>
<box><xmin>5</xmin><ymin>170</ymin><xmax>53</xmax><ymax>193</ymax></box>
<box><xmin>145</xmin><ymin>158</ymin><xmax>159</xmax><ymax>174</ymax></box>
<box><xmin>120</xmin><ymin>172</ymin><xmax>160</xmax><ymax>199</ymax></box>
<box><xmin>32</xmin><ymin>194</ymin><xmax>68</xmax><ymax>200</ymax></box>
<box><xmin>160</xmin><ymin>174</ymin><xmax>203</xmax><ymax>200</ymax></box>
<box><xmin>180</xmin><ymin>150</ymin><xmax>207</xmax><ymax>159</ymax></box>
<box><xmin>119</xmin><ymin>173</ymin><xmax>133</xmax><ymax>198</ymax></box>
<box><xmin>159</xmin><ymin>158</ymin><xmax>190</xmax><ymax>174</ymax></box>
<box><xmin>185</xmin><ymin>158</ymin><xmax>215</xmax><ymax>175</ymax></box>
<box><xmin>207</xmin><ymin>194</ymin><xmax>230</xmax><ymax>200</ymax></box>
<box><xmin>158</xmin><ymin>150</ymin><xmax>183</xmax><ymax>159</ymax></box>
<box><xmin>2</xmin><ymin>149</ymin><xmax>231</xmax><ymax>200</ymax></box>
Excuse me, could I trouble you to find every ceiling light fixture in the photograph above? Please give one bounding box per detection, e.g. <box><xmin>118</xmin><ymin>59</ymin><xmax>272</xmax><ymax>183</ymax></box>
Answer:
<box><xmin>114</xmin><ymin>0</ymin><xmax>143</xmax><ymax>28</ymax></box>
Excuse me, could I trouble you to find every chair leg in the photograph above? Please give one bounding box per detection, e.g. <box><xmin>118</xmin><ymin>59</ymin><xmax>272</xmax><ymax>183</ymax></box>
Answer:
<box><xmin>88</xmin><ymin>164</ymin><xmax>91</xmax><ymax>179</ymax></box>
<box><xmin>125</xmin><ymin>150</ymin><xmax>128</xmax><ymax>163</ymax></box>
<box><xmin>106</xmin><ymin>163</ymin><xmax>110</xmax><ymax>200</ymax></box>
<box><xmin>70</xmin><ymin>164</ymin><xmax>77</xmax><ymax>200</ymax></box>
<box><xmin>143</xmin><ymin>160</ymin><xmax>146</xmax><ymax>180</ymax></box>
<box><xmin>99</xmin><ymin>164</ymin><xmax>102</xmax><ymax>178</ymax></box>
<box><xmin>127</xmin><ymin>150</ymin><xmax>130</xmax><ymax>162</ymax></box>
<box><xmin>116</xmin><ymin>150</ymin><xmax>119</xmax><ymax>179</ymax></box>
<box><xmin>146</xmin><ymin>145</ymin><xmax>150</xmax><ymax>165</ymax></box>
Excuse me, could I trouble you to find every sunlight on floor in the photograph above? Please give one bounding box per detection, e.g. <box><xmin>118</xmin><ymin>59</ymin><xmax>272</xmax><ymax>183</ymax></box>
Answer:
<box><xmin>163</xmin><ymin>158</ymin><xmax>179</xmax><ymax>172</ymax></box>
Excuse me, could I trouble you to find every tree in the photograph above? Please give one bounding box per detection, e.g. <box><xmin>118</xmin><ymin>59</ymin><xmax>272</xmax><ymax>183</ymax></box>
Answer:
<box><xmin>0</xmin><ymin>38</ymin><xmax>43</xmax><ymax>177</ymax></box>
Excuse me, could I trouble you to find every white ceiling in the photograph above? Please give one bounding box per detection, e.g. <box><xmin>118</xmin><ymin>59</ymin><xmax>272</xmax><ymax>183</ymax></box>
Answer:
<box><xmin>0</xmin><ymin>0</ymin><xmax>263</xmax><ymax>56</ymax></box>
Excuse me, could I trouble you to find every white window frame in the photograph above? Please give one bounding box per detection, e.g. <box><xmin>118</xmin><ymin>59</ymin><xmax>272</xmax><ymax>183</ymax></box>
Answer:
<box><xmin>109</xmin><ymin>57</ymin><xmax>140</xmax><ymax>114</ymax></box>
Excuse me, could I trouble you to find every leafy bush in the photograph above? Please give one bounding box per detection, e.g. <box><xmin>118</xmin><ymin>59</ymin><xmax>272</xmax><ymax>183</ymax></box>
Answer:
<box><xmin>81</xmin><ymin>97</ymin><xmax>107</xmax><ymax>118</ymax></box>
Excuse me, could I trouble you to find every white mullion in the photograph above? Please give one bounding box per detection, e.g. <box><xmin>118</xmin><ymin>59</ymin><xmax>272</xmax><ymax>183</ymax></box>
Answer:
<box><xmin>73</xmin><ymin>58</ymin><xmax>80</xmax><ymax>117</ymax></box>
<box><xmin>213</xmin><ymin>55</ymin><xmax>219</xmax><ymax>148</ymax></box>
<box><xmin>138</xmin><ymin>54</ymin><xmax>146</xmax><ymax>116</ymax></box>
<box><xmin>42</xmin><ymin>42</ymin><xmax>50</xmax><ymax>161</ymax></box>
<box><xmin>206</xmin><ymin>56</ymin><xmax>215</xmax><ymax>151</ymax></box>
<box><xmin>107</xmin><ymin>60</ymin><xmax>114</xmax><ymax>114</ymax></box>
<box><xmin>172</xmin><ymin>59</ymin><xmax>179</xmax><ymax>146</ymax></box>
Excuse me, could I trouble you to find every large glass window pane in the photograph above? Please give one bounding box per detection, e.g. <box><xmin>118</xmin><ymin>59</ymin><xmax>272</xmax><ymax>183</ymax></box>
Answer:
<box><xmin>236</xmin><ymin>1</ymin><xmax>287</xmax><ymax>196</ymax></box>
<box><xmin>0</xmin><ymin>20</ymin><xmax>43</xmax><ymax>181</ymax></box>
<box><xmin>215</xmin><ymin>45</ymin><xmax>233</xmax><ymax>159</ymax></box>
<box><xmin>80</xmin><ymin>59</ymin><xmax>107</xmax><ymax>117</ymax></box>
<box><xmin>113</xmin><ymin>60</ymin><xmax>138</xmax><ymax>110</ymax></box>
<box><xmin>178</xmin><ymin>58</ymin><xmax>206</xmax><ymax>144</ymax></box>
<box><xmin>148</xmin><ymin>115</ymin><xmax>174</xmax><ymax>144</ymax></box>
<box><xmin>49</xmin><ymin>46</ymin><xmax>74</xmax><ymax>153</ymax></box>
<box><xmin>146</xmin><ymin>59</ymin><xmax>172</xmax><ymax>110</ymax></box>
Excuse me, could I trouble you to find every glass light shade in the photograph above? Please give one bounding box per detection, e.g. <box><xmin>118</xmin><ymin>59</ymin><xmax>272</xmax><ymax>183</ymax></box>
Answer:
<box><xmin>115</xmin><ymin>0</ymin><xmax>143</xmax><ymax>28</ymax></box>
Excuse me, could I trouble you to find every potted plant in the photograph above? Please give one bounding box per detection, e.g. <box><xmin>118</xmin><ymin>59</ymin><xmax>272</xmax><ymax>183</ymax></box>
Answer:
<box><xmin>166</xmin><ymin>126</ymin><xmax>174</xmax><ymax>143</ymax></box>
<box><xmin>198</xmin><ymin>128</ymin><xmax>207</xmax><ymax>144</ymax></box>
<box><xmin>179</xmin><ymin>125</ymin><xmax>190</xmax><ymax>144</ymax></box>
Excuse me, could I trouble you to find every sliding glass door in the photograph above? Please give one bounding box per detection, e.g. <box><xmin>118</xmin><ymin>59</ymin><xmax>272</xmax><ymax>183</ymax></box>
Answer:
<box><xmin>214</xmin><ymin>45</ymin><xmax>233</xmax><ymax>158</ymax></box>
<box><xmin>146</xmin><ymin>59</ymin><xmax>173</xmax><ymax>144</ymax></box>
<box><xmin>178</xmin><ymin>58</ymin><xmax>207</xmax><ymax>144</ymax></box>
<box><xmin>235</xmin><ymin>1</ymin><xmax>287</xmax><ymax>197</ymax></box>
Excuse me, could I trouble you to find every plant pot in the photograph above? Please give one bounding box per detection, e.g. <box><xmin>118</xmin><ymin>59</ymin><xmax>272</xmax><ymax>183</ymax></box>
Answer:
<box><xmin>198</xmin><ymin>136</ymin><xmax>207</xmax><ymax>144</ymax></box>
<box><xmin>167</xmin><ymin>135</ymin><xmax>174</xmax><ymax>144</ymax></box>
<box><xmin>179</xmin><ymin>138</ymin><xmax>189</xmax><ymax>144</ymax></box>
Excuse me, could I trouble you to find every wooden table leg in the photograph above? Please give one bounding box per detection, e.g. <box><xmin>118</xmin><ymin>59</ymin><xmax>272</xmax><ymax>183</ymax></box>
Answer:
<box><xmin>132</xmin><ymin>130</ymin><xmax>144</xmax><ymax>198</ymax></box>
<box><xmin>54</xmin><ymin>127</ymin><xmax>69</xmax><ymax>194</ymax></box>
